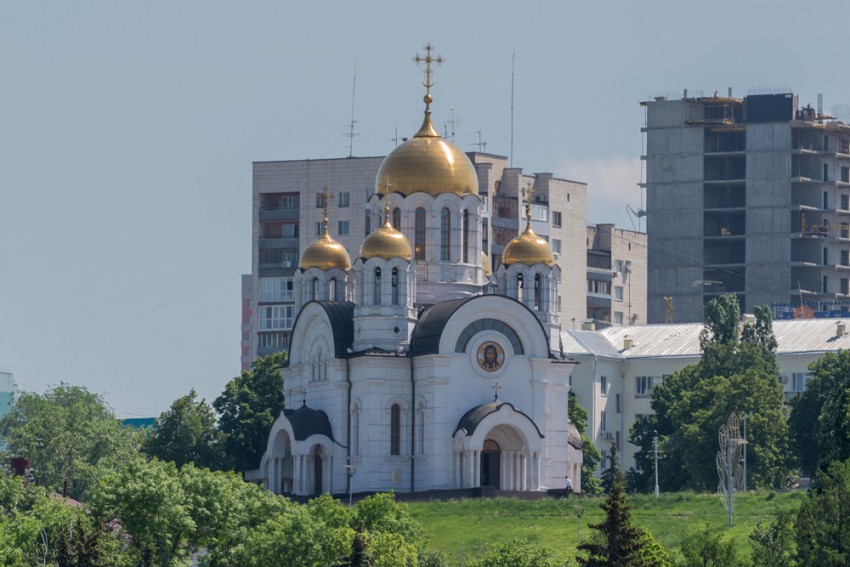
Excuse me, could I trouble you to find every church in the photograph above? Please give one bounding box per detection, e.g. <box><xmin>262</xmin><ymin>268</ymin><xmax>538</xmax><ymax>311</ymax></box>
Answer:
<box><xmin>252</xmin><ymin>45</ymin><xmax>583</xmax><ymax>496</ymax></box>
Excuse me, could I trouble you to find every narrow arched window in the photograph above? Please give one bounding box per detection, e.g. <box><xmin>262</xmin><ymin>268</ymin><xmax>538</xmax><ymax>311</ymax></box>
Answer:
<box><xmin>462</xmin><ymin>210</ymin><xmax>470</xmax><ymax>263</ymax></box>
<box><xmin>311</xmin><ymin>277</ymin><xmax>318</xmax><ymax>300</ymax></box>
<box><xmin>390</xmin><ymin>403</ymin><xmax>401</xmax><ymax>455</ymax></box>
<box><xmin>352</xmin><ymin>403</ymin><xmax>361</xmax><ymax>456</ymax></box>
<box><xmin>415</xmin><ymin>207</ymin><xmax>426</xmax><ymax>261</ymax></box>
<box><xmin>329</xmin><ymin>278</ymin><xmax>337</xmax><ymax>301</ymax></box>
<box><xmin>392</xmin><ymin>207</ymin><xmax>401</xmax><ymax>230</ymax></box>
<box><xmin>440</xmin><ymin>208</ymin><xmax>451</xmax><ymax>261</ymax></box>
<box><xmin>517</xmin><ymin>273</ymin><xmax>523</xmax><ymax>302</ymax></box>
<box><xmin>416</xmin><ymin>403</ymin><xmax>425</xmax><ymax>456</ymax></box>
<box><xmin>534</xmin><ymin>273</ymin><xmax>542</xmax><ymax>310</ymax></box>
<box><xmin>391</xmin><ymin>268</ymin><xmax>399</xmax><ymax>305</ymax></box>
<box><xmin>374</xmin><ymin>268</ymin><xmax>382</xmax><ymax>305</ymax></box>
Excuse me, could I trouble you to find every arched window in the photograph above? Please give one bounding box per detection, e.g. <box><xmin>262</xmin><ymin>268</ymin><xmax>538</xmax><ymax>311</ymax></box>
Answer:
<box><xmin>416</xmin><ymin>402</ymin><xmax>426</xmax><ymax>456</ymax></box>
<box><xmin>517</xmin><ymin>273</ymin><xmax>523</xmax><ymax>302</ymax></box>
<box><xmin>440</xmin><ymin>208</ymin><xmax>451</xmax><ymax>261</ymax></box>
<box><xmin>365</xmin><ymin>213</ymin><xmax>371</xmax><ymax>236</ymax></box>
<box><xmin>415</xmin><ymin>207</ymin><xmax>426</xmax><ymax>261</ymax></box>
<box><xmin>374</xmin><ymin>268</ymin><xmax>382</xmax><ymax>305</ymax></box>
<box><xmin>329</xmin><ymin>278</ymin><xmax>337</xmax><ymax>301</ymax></box>
<box><xmin>391</xmin><ymin>268</ymin><xmax>399</xmax><ymax>305</ymax></box>
<box><xmin>390</xmin><ymin>403</ymin><xmax>401</xmax><ymax>455</ymax></box>
<box><xmin>534</xmin><ymin>273</ymin><xmax>542</xmax><ymax>310</ymax></box>
<box><xmin>462</xmin><ymin>210</ymin><xmax>470</xmax><ymax>263</ymax></box>
<box><xmin>311</xmin><ymin>277</ymin><xmax>318</xmax><ymax>300</ymax></box>
<box><xmin>392</xmin><ymin>207</ymin><xmax>401</xmax><ymax>230</ymax></box>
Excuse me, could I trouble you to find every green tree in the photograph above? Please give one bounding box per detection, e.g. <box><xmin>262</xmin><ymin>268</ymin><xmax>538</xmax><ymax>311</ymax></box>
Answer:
<box><xmin>569</xmin><ymin>394</ymin><xmax>602</xmax><ymax>495</ymax></box>
<box><xmin>677</xmin><ymin>524</ymin><xmax>739</xmax><ymax>567</ymax></box>
<box><xmin>0</xmin><ymin>384</ymin><xmax>135</xmax><ymax>499</ymax></box>
<box><xmin>214</xmin><ymin>353</ymin><xmax>286</xmax><ymax>472</ymax></box>
<box><xmin>353</xmin><ymin>493</ymin><xmax>422</xmax><ymax>548</ymax></box>
<box><xmin>635</xmin><ymin>530</ymin><xmax>672</xmax><ymax>567</ymax></box>
<box><xmin>89</xmin><ymin>455</ymin><xmax>195</xmax><ymax>567</ymax></box>
<box><xmin>577</xmin><ymin>444</ymin><xmax>644</xmax><ymax>567</ymax></box>
<box><xmin>144</xmin><ymin>389</ymin><xmax>222</xmax><ymax>469</ymax></box>
<box><xmin>803</xmin><ymin>351</ymin><xmax>850</xmax><ymax>474</ymax></box>
<box><xmin>466</xmin><ymin>538</ymin><xmax>562</xmax><ymax>567</ymax></box>
<box><xmin>630</xmin><ymin>296</ymin><xmax>789</xmax><ymax>491</ymax></box>
<box><xmin>796</xmin><ymin>459</ymin><xmax>850</xmax><ymax>566</ymax></box>
<box><xmin>749</xmin><ymin>510</ymin><xmax>796</xmax><ymax>567</ymax></box>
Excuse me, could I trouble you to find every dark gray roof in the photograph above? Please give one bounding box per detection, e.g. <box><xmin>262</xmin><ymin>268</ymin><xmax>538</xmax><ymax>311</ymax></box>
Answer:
<box><xmin>284</xmin><ymin>403</ymin><xmax>334</xmax><ymax>441</ymax></box>
<box><xmin>290</xmin><ymin>300</ymin><xmax>355</xmax><ymax>358</ymax></box>
<box><xmin>410</xmin><ymin>298</ymin><xmax>471</xmax><ymax>356</ymax></box>
<box><xmin>454</xmin><ymin>401</ymin><xmax>544</xmax><ymax>438</ymax></box>
<box><xmin>567</xmin><ymin>422</ymin><xmax>583</xmax><ymax>449</ymax></box>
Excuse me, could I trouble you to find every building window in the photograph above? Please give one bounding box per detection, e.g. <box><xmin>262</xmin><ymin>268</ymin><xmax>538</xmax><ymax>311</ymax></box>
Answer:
<box><xmin>374</xmin><ymin>268</ymin><xmax>382</xmax><ymax>305</ymax></box>
<box><xmin>824</xmin><ymin>247</ymin><xmax>829</xmax><ymax>265</ymax></box>
<box><xmin>843</xmin><ymin>194</ymin><xmax>850</xmax><ymax>210</ymax></box>
<box><xmin>552</xmin><ymin>239</ymin><xmax>561</xmax><ymax>254</ymax></box>
<box><xmin>440</xmin><ymin>208</ymin><xmax>451</xmax><ymax>261</ymax></box>
<box><xmin>843</xmin><ymin>168</ymin><xmax>850</xmax><ymax>184</ymax></box>
<box><xmin>614</xmin><ymin>311</ymin><xmax>624</xmax><ymax>325</ymax></box>
<box><xmin>391</xmin><ymin>268</ymin><xmax>399</xmax><ymax>305</ymax></box>
<box><xmin>616</xmin><ymin>393</ymin><xmax>622</xmax><ymax>413</ymax></box>
<box><xmin>842</xmin><ymin>278</ymin><xmax>849</xmax><ymax>295</ymax></box>
<box><xmin>338</xmin><ymin>221</ymin><xmax>350</xmax><ymax>236</ymax></box>
<box><xmin>600</xmin><ymin>411</ymin><xmax>607</xmax><ymax>432</ymax></box>
<box><xmin>635</xmin><ymin>376</ymin><xmax>654</xmax><ymax>397</ymax></box>
<box><xmin>415</xmin><ymin>208</ymin><xmax>426</xmax><ymax>261</ymax></box>
<box><xmin>843</xmin><ymin>224</ymin><xmax>850</xmax><ymax>239</ymax></box>
<box><xmin>316</xmin><ymin>193</ymin><xmax>326</xmax><ymax>209</ymax></box>
<box><xmin>843</xmin><ymin>250</ymin><xmax>849</xmax><ymax>267</ymax></box>
<box><xmin>258</xmin><ymin>331</ymin><xmax>289</xmax><ymax>350</ymax></box>
<box><xmin>259</xmin><ymin>277</ymin><xmax>294</xmax><ymax>302</ymax></box>
<box><xmin>390</xmin><ymin>404</ymin><xmax>401</xmax><ymax>455</ymax></box>
<box><xmin>316</xmin><ymin>222</ymin><xmax>323</xmax><ymax>236</ymax></box>
<box><xmin>282</xmin><ymin>223</ymin><xmax>298</xmax><ymax>238</ymax></box>
<box><xmin>392</xmin><ymin>208</ymin><xmax>401</xmax><ymax>230</ymax></box>
<box><xmin>365</xmin><ymin>213</ymin><xmax>372</xmax><ymax>236</ymax></box>
<box><xmin>552</xmin><ymin>211</ymin><xmax>562</xmax><ymax>227</ymax></box>
<box><xmin>588</xmin><ymin>280</ymin><xmax>611</xmax><ymax>295</ymax></box>
<box><xmin>600</xmin><ymin>376</ymin><xmax>608</xmax><ymax>396</ymax></box>
<box><xmin>792</xmin><ymin>372</ymin><xmax>813</xmax><ymax>393</ymax></box>
<box><xmin>259</xmin><ymin>305</ymin><xmax>294</xmax><ymax>330</ymax></box>
<box><xmin>338</xmin><ymin>192</ymin><xmax>350</xmax><ymax>207</ymax></box>
<box><xmin>462</xmin><ymin>210</ymin><xmax>470</xmax><ymax>263</ymax></box>
<box><xmin>614</xmin><ymin>286</ymin><xmax>624</xmax><ymax>301</ymax></box>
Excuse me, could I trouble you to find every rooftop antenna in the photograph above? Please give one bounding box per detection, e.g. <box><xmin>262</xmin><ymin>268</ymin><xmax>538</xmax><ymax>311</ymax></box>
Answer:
<box><xmin>471</xmin><ymin>130</ymin><xmax>487</xmax><ymax>153</ymax></box>
<box><xmin>345</xmin><ymin>57</ymin><xmax>359</xmax><ymax>157</ymax></box>
<box><xmin>510</xmin><ymin>50</ymin><xmax>516</xmax><ymax>167</ymax></box>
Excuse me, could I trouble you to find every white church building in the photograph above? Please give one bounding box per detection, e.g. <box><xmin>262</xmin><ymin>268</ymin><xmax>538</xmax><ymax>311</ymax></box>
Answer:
<box><xmin>249</xmin><ymin>49</ymin><xmax>583</xmax><ymax>497</ymax></box>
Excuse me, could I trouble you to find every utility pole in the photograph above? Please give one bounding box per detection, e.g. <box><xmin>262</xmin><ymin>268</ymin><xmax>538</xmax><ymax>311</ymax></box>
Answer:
<box><xmin>653</xmin><ymin>430</ymin><xmax>660</xmax><ymax>498</ymax></box>
<box><xmin>741</xmin><ymin>412</ymin><xmax>749</xmax><ymax>492</ymax></box>
<box><xmin>344</xmin><ymin>462</ymin><xmax>357</xmax><ymax>508</ymax></box>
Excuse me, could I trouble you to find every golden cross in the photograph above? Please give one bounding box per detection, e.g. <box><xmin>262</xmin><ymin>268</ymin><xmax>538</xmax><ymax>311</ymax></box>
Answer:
<box><xmin>321</xmin><ymin>186</ymin><xmax>332</xmax><ymax>228</ymax></box>
<box><xmin>521</xmin><ymin>183</ymin><xmax>534</xmax><ymax>221</ymax></box>
<box><xmin>414</xmin><ymin>42</ymin><xmax>444</xmax><ymax>111</ymax></box>
<box><xmin>382</xmin><ymin>180</ymin><xmax>394</xmax><ymax>225</ymax></box>
<box><xmin>492</xmin><ymin>381</ymin><xmax>501</xmax><ymax>401</ymax></box>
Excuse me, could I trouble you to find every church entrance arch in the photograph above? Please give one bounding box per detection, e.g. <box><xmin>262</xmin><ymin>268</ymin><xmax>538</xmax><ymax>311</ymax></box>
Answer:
<box><xmin>481</xmin><ymin>439</ymin><xmax>501</xmax><ymax>488</ymax></box>
<box><xmin>269</xmin><ymin>431</ymin><xmax>294</xmax><ymax>494</ymax></box>
<box><xmin>311</xmin><ymin>445</ymin><xmax>324</xmax><ymax>496</ymax></box>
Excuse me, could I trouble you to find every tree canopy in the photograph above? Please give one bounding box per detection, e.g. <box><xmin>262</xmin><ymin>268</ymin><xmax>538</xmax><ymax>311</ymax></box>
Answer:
<box><xmin>214</xmin><ymin>352</ymin><xmax>286</xmax><ymax>472</ymax></box>
<box><xmin>630</xmin><ymin>295</ymin><xmax>789</xmax><ymax>491</ymax></box>
<box><xmin>144</xmin><ymin>389</ymin><xmax>222</xmax><ymax>469</ymax></box>
<box><xmin>0</xmin><ymin>384</ymin><xmax>135</xmax><ymax>499</ymax></box>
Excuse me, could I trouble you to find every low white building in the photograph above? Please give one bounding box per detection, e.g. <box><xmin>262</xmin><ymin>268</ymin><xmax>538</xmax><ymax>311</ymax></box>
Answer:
<box><xmin>564</xmin><ymin>318</ymin><xmax>850</xmax><ymax>471</ymax></box>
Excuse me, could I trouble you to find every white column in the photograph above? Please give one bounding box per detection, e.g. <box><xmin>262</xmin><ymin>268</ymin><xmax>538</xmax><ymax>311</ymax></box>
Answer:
<box><xmin>505</xmin><ymin>452</ymin><xmax>513</xmax><ymax>490</ymax></box>
<box><xmin>472</xmin><ymin>450</ymin><xmax>479</xmax><ymax>488</ymax></box>
<box><xmin>520</xmin><ymin>454</ymin><xmax>527</xmax><ymax>491</ymax></box>
<box><xmin>327</xmin><ymin>455</ymin><xmax>333</xmax><ymax>494</ymax></box>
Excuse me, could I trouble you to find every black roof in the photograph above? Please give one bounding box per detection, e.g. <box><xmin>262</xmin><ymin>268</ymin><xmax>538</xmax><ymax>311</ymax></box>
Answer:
<box><xmin>409</xmin><ymin>297</ymin><xmax>472</xmax><ymax>356</ymax></box>
<box><xmin>290</xmin><ymin>300</ymin><xmax>355</xmax><ymax>359</ymax></box>
<box><xmin>284</xmin><ymin>403</ymin><xmax>334</xmax><ymax>441</ymax></box>
<box><xmin>454</xmin><ymin>401</ymin><xmax>544</xmax><ymax>439</ymax></box>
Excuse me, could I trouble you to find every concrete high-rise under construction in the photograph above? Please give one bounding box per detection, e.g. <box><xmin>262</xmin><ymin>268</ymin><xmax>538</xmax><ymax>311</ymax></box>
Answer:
<box><xmin>644</xmin><ymin>91</ymin><xmax>850</xmax><ymax>323</ymax></box>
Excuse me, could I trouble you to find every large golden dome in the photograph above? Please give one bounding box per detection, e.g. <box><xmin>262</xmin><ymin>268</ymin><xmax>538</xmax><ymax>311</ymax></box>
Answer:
<box><xmin>300</xmin><ymin>225</ymin><xmax>351</xmax><ymax>271</ymax></box>
<box><xmin>375</xmin><ymin>112</ymin><xmax>478</xmax><ymax>198</ymax></box>
<box><xmin>502</xmin><ymin>221</ymin><xmax>556</xmax><ymax>267</ymax></box>
<box><xmin>360</xmin><ymin>216</ymin><xmax>413</xmax><ymax>261</ymax></box>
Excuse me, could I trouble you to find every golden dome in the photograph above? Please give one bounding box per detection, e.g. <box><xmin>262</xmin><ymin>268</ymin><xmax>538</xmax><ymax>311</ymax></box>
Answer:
<box><xmin>375</xmin><ymin>94</ymin><xmax>478</xmax><ymax>197</ymax></box>
<box><xmin>502</xmin><ymin>221</ymin><xmax>556</xmax><ymax>267</ymax></box>
<box><xmin>360</xmin><ymin>216</ymin><xmax>413</xmax><ymax>261</ymax></box>
<box><xmin>299</xmin><ymin>225</ymin><xmax>352</xmax><ymax>271</ymax></box>
<box><xmin>482</xmin><ymin>250</ymin><xmax>492</xmax><ymax>277</ymax></box>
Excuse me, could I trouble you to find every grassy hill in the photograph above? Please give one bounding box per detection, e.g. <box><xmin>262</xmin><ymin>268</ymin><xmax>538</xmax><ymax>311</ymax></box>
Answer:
<box><xmin>408</xmin><ymin>490</ymin><xmax>805</xmax><ymax>564</ymax></box>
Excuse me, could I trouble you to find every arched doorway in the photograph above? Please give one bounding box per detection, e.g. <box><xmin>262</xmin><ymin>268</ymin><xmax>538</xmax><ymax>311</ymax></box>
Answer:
<box><xmin>481</xmin><ymin>439</ymin><xmax>501</xmax><ymax>488</ymax></box>
<box><xmin>312</xmin><ymin>447</ymin><xmax>323</xmax><ymax>496</ymax></box>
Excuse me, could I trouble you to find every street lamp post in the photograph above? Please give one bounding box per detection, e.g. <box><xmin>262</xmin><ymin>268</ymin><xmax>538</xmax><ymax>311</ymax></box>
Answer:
<box><xmin>574</xmin><ymin>506</ymin><xmax>584</xmax><ymax>544</ymax></box>
<box><xmin>653</xmin><ymin>430</ymin><xmax>660</xmax><ymax>498</ymax></box>
<box><xmin>740</xmin><ymin>412</ymin><xmax>750</xmax><ymax>492</ymax></box>
<box><xmin>344</xmin><ymin>463</ymin><xmax>357</xmax><ymax>508</ymax></box>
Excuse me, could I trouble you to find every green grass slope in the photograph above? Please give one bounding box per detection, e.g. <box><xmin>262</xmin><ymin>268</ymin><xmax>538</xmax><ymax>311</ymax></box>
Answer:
<box><xmin>408</xmin><ymin>490</ymin><xmax>805</xmax><ymax>564</ymax></box>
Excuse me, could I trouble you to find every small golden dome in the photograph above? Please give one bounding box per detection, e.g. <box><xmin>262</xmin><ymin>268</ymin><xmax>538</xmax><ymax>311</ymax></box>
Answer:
<box><xmin>360</xmin><ymin>216</ymin><xmax>413</xmax><ymax>261</ymax></box>
<box><xmin>482</xmin><ymin>250</ymin><xmax>492</xmax><ymax>277</ymax></box>
<box><xmin>375</xmin><ymin>112</ymin><xmax>477</xmax><ymax>198</ymax></box>
<box><xmin>299</xmin><ymin>226</ymin><xmax>351</xmax><ymax>271</ymax></box>
<box><xmin>502</xmin><ymin>221</ymin><xmax>556</xmax><ymax>267</ymax></box>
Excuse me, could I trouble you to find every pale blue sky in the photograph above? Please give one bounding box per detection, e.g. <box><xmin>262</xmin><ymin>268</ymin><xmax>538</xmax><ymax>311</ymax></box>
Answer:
<box><xmin>2</xmin><ymin>1</ymin><xmax>849</xmax><ymax>416</ymax></box>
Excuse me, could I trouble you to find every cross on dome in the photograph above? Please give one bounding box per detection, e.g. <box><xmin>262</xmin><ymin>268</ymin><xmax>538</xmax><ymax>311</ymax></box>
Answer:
<box><xmin>414</xmin><ymin>42</ymin><xmax>444</xmax><ymax>112</ymax></box>
<box><xmin>492</xmin><ymin>382</ymin><xmax>501</xmax><ymax>401</ymax></box>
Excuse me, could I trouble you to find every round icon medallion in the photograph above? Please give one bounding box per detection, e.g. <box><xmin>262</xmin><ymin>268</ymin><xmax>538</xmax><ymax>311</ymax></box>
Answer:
<box><xmin>476</xmin><ymin>341</ymin><xmax>505</xmax><ymax>372</ymax></box>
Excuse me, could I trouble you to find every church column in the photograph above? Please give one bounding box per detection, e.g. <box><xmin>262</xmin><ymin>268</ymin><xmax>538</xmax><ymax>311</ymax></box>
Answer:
<box><xmin>504</xmin><ymin>452</ymin><xmax>513</xmax><ymax>490</ymax></box>
<box><xmin>464</xmin><ymin>450</ymin><xmax>472</xmax><ymax>488</ymax></box>
<box><xmin>272</xmin><ymin>458</ymin><xmax>279</xmax><ymax>494</ymax></box>
<box><xmin>520</xmin><ymin>453</ymin><xmax>527</xmax><ymax>491</ymax></box>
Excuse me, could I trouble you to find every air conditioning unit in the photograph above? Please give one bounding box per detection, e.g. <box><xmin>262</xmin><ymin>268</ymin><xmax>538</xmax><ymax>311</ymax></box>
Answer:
<box><xmin>600</xmin><ymin>431</ymin><xmax>613</xmax><ymax>440</ymax></box>
<box><xmin>281</xmin><ymin>261</ymin><xmax>292</xmax><ymax>268</ymax></box>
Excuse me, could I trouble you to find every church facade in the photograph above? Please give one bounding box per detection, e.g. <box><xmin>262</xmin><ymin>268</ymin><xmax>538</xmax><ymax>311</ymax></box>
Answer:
<box><xmin>251</xmin><ymin>46</ymin><xmax>582</xmax><ymax>496</ymax></box>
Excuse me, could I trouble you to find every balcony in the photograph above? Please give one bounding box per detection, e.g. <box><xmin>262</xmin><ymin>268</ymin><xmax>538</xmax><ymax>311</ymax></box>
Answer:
<box><xmin>259</xmin><ymin>207</ymin><xmax>300</xmax><ymax>222</ymax></box>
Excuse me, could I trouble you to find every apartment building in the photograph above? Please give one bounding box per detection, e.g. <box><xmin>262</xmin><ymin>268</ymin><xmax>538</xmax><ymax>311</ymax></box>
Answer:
<box><xmin>247</xmin><ymin>154</ymin><xmax>588</xmax><ymax>363</ymax></box>
<box><xmin>586</xmin><ymin>224</ymin><xmax>647</xmax><ymax>328</ymax></box>
<box><xmin>643</xmin><ymin>92</ymin><xmax>850</xmax><ymax>323</ymax></box>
